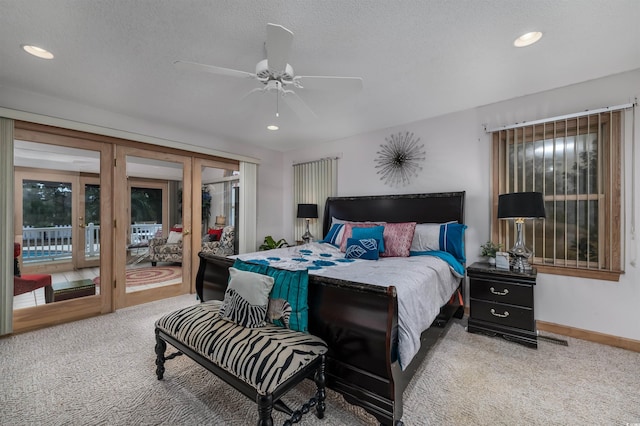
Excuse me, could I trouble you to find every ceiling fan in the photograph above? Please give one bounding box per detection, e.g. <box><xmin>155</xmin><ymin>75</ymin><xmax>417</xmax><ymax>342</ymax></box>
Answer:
<box><xmin>174</xmin><ymin>23</ymin><xmax>363</xmax><ymax>120</ymax></box>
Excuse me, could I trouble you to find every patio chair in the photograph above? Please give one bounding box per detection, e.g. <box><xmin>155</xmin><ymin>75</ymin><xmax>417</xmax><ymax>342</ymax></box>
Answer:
<box><xmin>201</xmin><ymin>225</ymin><xmax>235</xmax><ymax>256</ymax></box>
<box><xmin>148</xmin><ymin>229</ymin><xmax>184</xmax><ymax>266</ymax></box>
<box><xmin>13</xmin><ymin>243</ymin><xmax>52</xmax><ymax>305</ymax></box>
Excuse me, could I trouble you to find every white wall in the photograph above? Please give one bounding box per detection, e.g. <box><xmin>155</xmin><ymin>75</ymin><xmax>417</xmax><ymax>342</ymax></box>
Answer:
<box><xmin>284</xmin><ymin>68</ymin><xmax>640</xmax><ymax>342</ymax></box>
<box><xmin>0</xmin><ymin>85</ymin><xmax>285</xmax><ymax>251</ymax></box>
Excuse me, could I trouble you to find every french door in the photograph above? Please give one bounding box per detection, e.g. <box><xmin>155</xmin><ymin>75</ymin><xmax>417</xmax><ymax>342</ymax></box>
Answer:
<box><xmin>114</xmin><ymin>146</ymin><xmax>192</xmax><ymax>309</ymax></box>
<box><xmin>12</xmin><ymin>125</ymin><xmax>113</xmax><ymax>333</ymax></box>
<box><xmin>10</xmin><ymin>120</ymin><xmax>240</xmax><ymax>334</ymax></box>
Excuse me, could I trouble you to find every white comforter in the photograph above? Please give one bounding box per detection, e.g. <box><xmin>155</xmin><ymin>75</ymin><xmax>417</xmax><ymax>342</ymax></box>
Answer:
<box><xmin>233</xmin><ymin>242</ymin><xmax>461</xmax><ymax>369</ymax></box>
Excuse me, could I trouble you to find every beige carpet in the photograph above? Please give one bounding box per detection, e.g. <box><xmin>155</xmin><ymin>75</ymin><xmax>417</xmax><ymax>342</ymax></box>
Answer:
<box><xmin>0</xmin><ymin>294</ymin><xmax>638</xmax><ymax>425</ymax></box>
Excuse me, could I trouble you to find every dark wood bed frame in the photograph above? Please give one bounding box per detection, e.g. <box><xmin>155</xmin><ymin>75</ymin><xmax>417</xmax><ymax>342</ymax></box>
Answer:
<box><xmin>196</xmin><ymin>191</ymin><xmax>466</xmax><ymax>425</ymax></box>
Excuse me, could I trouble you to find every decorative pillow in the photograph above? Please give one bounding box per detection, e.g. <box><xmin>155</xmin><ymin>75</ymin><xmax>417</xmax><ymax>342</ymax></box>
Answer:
<box><xmin>352</xmin><ymin>225</ymin><xmax>385</xmax><ymax>252</ymax></box>
<box><xmin>170</xmin><ymin>226</ymin><xmax>183</xmax><ymax>233</ymax></box>
<box><xmin>380</xmin><ymin>222</ymin><xmax>417</xmax><ymax>257</ymax></box>
<box><xmin>345</xmin><ymin>238</ymin><xmax>379</xmax><ymax>260</ymax></box>
<box><xmin>439</xmin><ymin>223</ymin><xmax>467</xmax><ymax>263</ymax></box>
<box><xmin>331</xmin><ymin>217</ymin><xmax>347</xmax><ymax>226</ymax></box>
<box><xmin>410</xmin><ymin>223</ymin><xmax>443</xmax><ymax>252</ymax></box>
<box><xmin>339</xmin><ymin>222</ymin><xmax>385</xmax><ymax>252</ymax></box>
<box><xmin>321</xmin><ymin>223</ymin><xmax>345</xmax><ymax>247</ymax></box>
<box><xmin>232</xmin><ymin>259</ymin><xmax>309</xmax><ymax>332</ymax></box>
<box><xmin>207</xmin><ymin>228</ymin><xmax>223</xmax><ymax>241</ymax></box>
<box><xmin>219</xmin><ymin>267</ymin><xmax>275</xmax><ymax>328</ymax></box>
<box><xmin>166</xmin><ymin>231</ymin><xmax>183</xmax><ymax>244</ymax></box>
<box><xmin>409</xmin><ymin>222</ymin><xmax>467</xmax><ymax>263</ymax></box>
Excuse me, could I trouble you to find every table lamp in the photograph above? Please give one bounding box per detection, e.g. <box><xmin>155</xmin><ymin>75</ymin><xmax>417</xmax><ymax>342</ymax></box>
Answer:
<box><xmin>297</xmin><ymin>203</ymin><xmax>318</xmax><ymax>243</ymax></box>
<box><xmin>497</xmin><ymin>192</ymin><xmax>546</xmax><ymax>272</ymax></box>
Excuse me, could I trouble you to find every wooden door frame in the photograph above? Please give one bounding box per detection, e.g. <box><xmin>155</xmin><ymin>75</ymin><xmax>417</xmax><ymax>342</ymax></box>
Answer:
<box><xmin>114</xmin><ymin>146</ymin><xmax>192</xmax><ymax>309</ymax></box>
<box><xmin>12</xmin><ymin>124</ymin><xmax>113</xmax><ymax>333</ymax></box>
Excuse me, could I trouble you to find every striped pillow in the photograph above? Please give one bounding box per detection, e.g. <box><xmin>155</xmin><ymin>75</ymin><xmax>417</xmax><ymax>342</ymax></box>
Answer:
<box><xmin>219</xmin><ymin>267</ymin><xmax>274</xmax><ymax>328</ymax></box>
<box><xmin>321</xmin><ymin>223</ymin><xmax>345</xmax><ymax>246</ymax></box>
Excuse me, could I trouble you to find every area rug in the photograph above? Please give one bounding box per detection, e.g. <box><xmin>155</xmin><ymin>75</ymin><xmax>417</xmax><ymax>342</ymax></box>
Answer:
<box><xmin>93</xmin><ymin>266</ymin><xmax>182</xmax><ymax>287</ymax></box>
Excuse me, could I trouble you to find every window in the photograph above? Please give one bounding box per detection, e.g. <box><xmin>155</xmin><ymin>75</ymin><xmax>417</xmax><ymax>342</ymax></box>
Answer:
<box><xmin>491</xmin><ymin>111</ymin><xmax>623</xmax><ymax>280</ymax></box>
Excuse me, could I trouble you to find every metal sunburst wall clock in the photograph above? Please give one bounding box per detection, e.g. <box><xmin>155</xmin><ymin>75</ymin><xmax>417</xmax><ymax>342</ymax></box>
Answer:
<box><xmin>374</xmin><ymin>131</ymin><xmax>426</xmax><ymax>187</ymax></box>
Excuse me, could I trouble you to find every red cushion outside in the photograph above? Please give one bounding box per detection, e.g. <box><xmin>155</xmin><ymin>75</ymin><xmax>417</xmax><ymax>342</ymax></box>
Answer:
<box><xmin>207</xmin><ymin>228</ymin><xmax>223</xmax><ymax>241</ymax></box>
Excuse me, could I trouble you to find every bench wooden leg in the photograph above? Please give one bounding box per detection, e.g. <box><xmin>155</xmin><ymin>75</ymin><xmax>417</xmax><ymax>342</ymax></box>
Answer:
<box><xmin>256</xmin><ymin>393</ymin><xmax>274</xmax><ymax>426</ymax></box>
<box><xmin>155</xmin><ymin>331</ymin><xmax>166</xmax><ymax>380</ymax></box>
<box><xmin>315</xmin><ymin>354</ymin><xmax>326</xmax><ymax>420</ymax></box>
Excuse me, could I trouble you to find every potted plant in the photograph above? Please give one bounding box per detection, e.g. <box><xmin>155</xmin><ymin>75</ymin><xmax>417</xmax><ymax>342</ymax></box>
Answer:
<box><xmin>259</xmin><ymin>235</ymin><xmax>289</xmax><ymax>251</ymax></box>
<box><xmin>480</xmin><ymin>241</ymin><xmax>503</xmax><ymax>265</ymax></box>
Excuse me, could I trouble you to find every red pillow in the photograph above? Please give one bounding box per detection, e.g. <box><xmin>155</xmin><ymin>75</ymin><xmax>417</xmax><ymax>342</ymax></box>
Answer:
<box><xmin>380</xmin><ymin>222</ymin><xmax>417</xmax><ymax>257</ymax></box>
<box><xmin>207</xmin><ymin>228</ymin><xmax>223</xmax><ymax>241</ymax></box>
<box><xmin>170</xmin><ymin>227</ymin><xmax>183</xmax><ymax>233</ymax></box>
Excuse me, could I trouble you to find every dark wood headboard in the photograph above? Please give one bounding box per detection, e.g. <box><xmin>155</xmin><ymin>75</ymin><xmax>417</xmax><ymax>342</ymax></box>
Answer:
<box><xmin>322</xmin><ymin>191</ymin><xmax>465</xmax><ymax>236</ymax></box>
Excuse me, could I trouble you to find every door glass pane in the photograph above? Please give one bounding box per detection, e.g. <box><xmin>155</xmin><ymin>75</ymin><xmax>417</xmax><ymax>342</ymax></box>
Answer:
<box><xmin>125</xmin><ymin>156</ymin><xmax>183</xmax><ymax>293</ymax></box>
<box><xmin>201</xmin><ymin>167</ymin><xmax>239</xmax><ymax>255</ymax></box>
<box><xmin>83</xmin><ymin>183</ymin><xmax>100</xmax><ymax>262</ymax></box>
<box><xmin>22</xmin><ymin>179</ymin><xmax>73</xmax><ymax>264</ymax></box>
<box><xmin>14</xmin><ymin>141</ymin><xmax>101</xmax><ymax>309</ymax></box>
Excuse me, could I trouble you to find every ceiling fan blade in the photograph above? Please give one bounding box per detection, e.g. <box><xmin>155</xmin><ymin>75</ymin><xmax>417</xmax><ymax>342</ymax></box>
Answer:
<box><xmin>294</xmin><ymin>75</ymin><xmax>363</xmax><ymax>93</ymax></box>
<box><xmin>239</xmin><ymin>86</ymin><xmax>266</xmax><ymax>102</ymax></box>
<box><xmin>266</xmin><ymin>23</ymin><xmax>294</xmax><ymax>76</ymax></box>
<box><xmin>173</xmin><ymin>60</ymin><xmax>255</xmax><ymax>79</ymax></box>
<box><xmin>281</xmin><ymin>91</ymin><xmax>317</xmax><ymax>121</ymax></box>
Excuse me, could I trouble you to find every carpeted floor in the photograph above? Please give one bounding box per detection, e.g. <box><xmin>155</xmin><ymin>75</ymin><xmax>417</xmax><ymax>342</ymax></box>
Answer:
<box><xmin>0</xmin><ymin>294</ymin><xmax>638</xmax><ymax>425</ymax></box>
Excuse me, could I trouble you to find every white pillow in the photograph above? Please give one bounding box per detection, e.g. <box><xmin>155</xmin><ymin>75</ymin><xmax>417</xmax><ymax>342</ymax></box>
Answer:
<box><xmin>166</xmin><ymin>231</ymin><xmax>183</xmax><ymax>244</ymax></box>
<box><xmin>410</xmin><ymin>223</ymin><xmax>458</xmax><ymax>252</ymax></box>
<box><xmin>410</xmin><ymin>224</ymin><xmax>440</xmax><ymax>252</ymax></box>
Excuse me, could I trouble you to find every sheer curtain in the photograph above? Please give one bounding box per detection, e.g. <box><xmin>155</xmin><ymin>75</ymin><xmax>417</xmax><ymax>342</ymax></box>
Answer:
<box><xmin>0</xmin><ymin>118</ymin><xmax>15</xmax><ymax>335</ymax></box>
<box><xmin>293</xmin><ymin>158</ymin><xmax>338</xmax><ymax>242</ymax></box>
<box><xmin>239</xmin><ymin>161</ymin><xmax>257</xmax><ymax>253</ymax></box>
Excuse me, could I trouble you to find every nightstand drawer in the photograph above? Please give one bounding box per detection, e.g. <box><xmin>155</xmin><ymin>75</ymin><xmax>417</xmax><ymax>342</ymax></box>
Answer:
<box><xmin>470</xmin><ymin>278</ymin><xmax>533</xmax><ymax>308</ymax></box>
<box><xmin>470</xmin><ymin>300</ymin><xmax>535</xmax><ymax>331</ymax></box>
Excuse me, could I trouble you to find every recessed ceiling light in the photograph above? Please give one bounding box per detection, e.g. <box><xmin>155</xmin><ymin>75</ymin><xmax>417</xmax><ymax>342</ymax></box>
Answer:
<box><xmin>267</xmin><ymin>125</ymin><xmax>279</xmax><ymax>131</ymax></box>
<box><xmin>513</xmin><ymin>31</ymin><xmax>542</xmax><ymax>47</ymax></box>
<box><xmin>22</xmin><ymin>44</ymin><xmax>54</xmax><ymax>59</ymax></box>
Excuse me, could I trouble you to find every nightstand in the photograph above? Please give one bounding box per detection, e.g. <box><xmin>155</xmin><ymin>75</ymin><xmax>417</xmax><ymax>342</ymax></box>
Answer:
<box><xmin>467</xmin><ymin>262</ymin><xmax>537</xmax><ymax>348</ymax></box>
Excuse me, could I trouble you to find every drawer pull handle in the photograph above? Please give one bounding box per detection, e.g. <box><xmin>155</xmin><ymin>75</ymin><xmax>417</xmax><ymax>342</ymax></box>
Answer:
<box><xmin>490</xmin><ymin>287</ymin><xmax>509</xmax><ymax>296</ymax></box>
<box><xmin>490</xmin><ymin>308</ymin><xmax>509</xmax><ymax>318</ymax></box>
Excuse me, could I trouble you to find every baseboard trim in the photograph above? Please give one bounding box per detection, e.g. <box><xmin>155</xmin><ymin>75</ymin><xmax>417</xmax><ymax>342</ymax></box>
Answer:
<box><xmin>462</xmin><ymin>307</ymin><xmax>640</xmax><ymax>352</ymax></box>
<box><xmin>536</xmin><ymin>321</ymin><xmax>640</xmax><ymax>353</ymax></box>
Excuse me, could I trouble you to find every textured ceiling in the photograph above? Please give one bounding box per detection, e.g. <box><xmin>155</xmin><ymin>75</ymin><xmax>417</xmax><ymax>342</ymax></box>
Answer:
<box><xmin>1</xmin><ymin>0</ymin><xmax>639</xmax><ymax>152</ymax></box>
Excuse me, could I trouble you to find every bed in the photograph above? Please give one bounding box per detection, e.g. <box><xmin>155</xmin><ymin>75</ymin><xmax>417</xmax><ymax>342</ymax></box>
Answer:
<box><xmin>196</xmin><ymin>191</ymin><xmax>466</xmax><ymax>425</ymax></box>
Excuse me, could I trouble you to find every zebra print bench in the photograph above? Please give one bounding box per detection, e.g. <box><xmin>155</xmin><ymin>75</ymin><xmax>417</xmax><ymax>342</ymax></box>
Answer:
<box><xmin>155</xmin><ymin>300</ymin><xmax>328</xmax><ymax>426</ymax></box>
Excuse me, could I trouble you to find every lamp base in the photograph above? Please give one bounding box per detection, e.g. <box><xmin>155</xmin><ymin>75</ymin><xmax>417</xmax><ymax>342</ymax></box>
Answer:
<box><xmin>301</xmin><ymin>219</ymin><xmax>314</xmax><ymax>243</ymax></box>
<box><xmin>509</xmin><ymin>219</ymin><xmax>533</xmax><ymax>272</ymax></box>
<box><xmin>510</xmin><ymin>254</ymin><xmax>533</xmax><ymax>272</ymax></box>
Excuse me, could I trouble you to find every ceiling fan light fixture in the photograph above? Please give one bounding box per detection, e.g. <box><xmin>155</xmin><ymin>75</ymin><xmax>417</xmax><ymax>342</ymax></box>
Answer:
<box><xmin>513</xmin><ymin>31</ymin><xmax>543</xmax><ymax>47</ymax></box>
<box><xmin>22</xmin><ymin>44</ymin><xmax>54</xmax><ymax>59</ymax></box>
<box><xmin>267</xmin><ymin>125</ymin><xmax>279</xmax><ymax>131</ymax></box>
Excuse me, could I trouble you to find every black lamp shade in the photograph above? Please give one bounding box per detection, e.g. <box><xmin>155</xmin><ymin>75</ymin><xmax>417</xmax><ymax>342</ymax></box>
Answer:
<box><xmin>297</xmin><ymin>203</ymin><xmax>318</xmax><ymax>219</ymax></box>
<box><xmin>498</xmin><ymin>192</ymin><xmax>546</xmax><ymax>219</ymax></box>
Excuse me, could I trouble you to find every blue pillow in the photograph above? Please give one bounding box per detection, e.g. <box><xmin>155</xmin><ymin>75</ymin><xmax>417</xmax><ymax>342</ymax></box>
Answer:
<box><xmin>345</xmin><ymin>238</ymin><xmax>379</xmax><ymax>260</ymax></box>
<box><xmin>352</xmin><ymin>225</ymin><xmax>385</xmax><ymax>252</ymax></box>
<box><xmin>439</xmin><ymin>223</ymin><xmax>467</xmax><ymax>263</ymax></box>
<box><xmin>321</xmin><ymin>223</ymin><xmax>344</xmax><ymax>246</ymax></box>
<box><xmin>232</xmin><ymin>259</ymin><xmax>309</xmax><ymax>332</ymax></box>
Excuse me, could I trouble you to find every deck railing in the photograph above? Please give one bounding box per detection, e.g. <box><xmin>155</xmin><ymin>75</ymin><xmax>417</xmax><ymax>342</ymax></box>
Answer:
<box><xmin>21</xmin><ymin>223</ymin><xmax>162</xmax><ymax>263</ymax></box>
